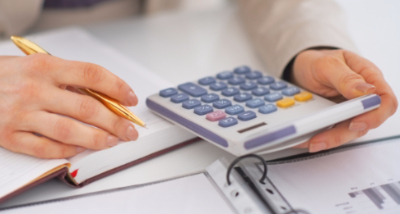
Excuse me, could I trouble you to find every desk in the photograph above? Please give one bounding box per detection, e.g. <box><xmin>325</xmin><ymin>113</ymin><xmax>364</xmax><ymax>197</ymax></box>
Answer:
<box><xmin>1</xmin><ymin>0</ymin><xmax>400</xmax><ymax>211</ymax></box>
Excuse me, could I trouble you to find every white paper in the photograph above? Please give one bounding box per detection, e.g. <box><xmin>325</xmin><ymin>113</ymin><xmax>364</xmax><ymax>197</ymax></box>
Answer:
<box><xmin>0</xmin><ymin>148</ymin><xmax>68</xmax><ymax>199</ymax></box>
<box><xmin>267</xmin><ymin>138</ymin><xmax>400</xmax><ymax>214</ymax></box>
<box><xmin>0</xmin><ymin>173</ymin><xmax>234</xmax><ymax>214</ymax></box>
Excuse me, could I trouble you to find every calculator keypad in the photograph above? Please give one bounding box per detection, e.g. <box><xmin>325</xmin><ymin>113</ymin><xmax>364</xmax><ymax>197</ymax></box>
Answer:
<box><xmin>159</xmin><ymin>88</ymin><xmax>178</xmax><ymax>97</ymax></box>
<box><xmin>182</xmin><ymin>99</ymin><xmax>201</xmax><ymax>109</ymax></box>
<box><xmin>194</xmin><ymin>105</ymin><xmax>213</xmax><ymax>115</ymax></box>
<box><xmin>171</xmin><ymin>93</ymin><xmax>189</xmax><ymax>103</ymax></box>
<box><xmin>219</xmin><ymin>117</ymin><xmax>238</xmax><ymax>127</ymax></box>
<box><xmin>178</xmin><ymin>82</ymin><xmax>207</xmax><ymax>97</ymax></box>
<box><xmin>234</xmin><ymin>93</ymin><xmax>253</xmax><ymax>102</ymax></box>
<box><xmin>159</xmin><ymin>66</ymin><xmax>313</xmax><ymax>129</ymax></box>
<box><xmin>210</xmin><ymin>82</ymin><xmax>228</xmax><ymax>91</ymax></box>
<box><xmin>238</xmin><ymin>111</ymin><xmax>257</xmax><ymax>121</ymax></box>
<box><xmin>201</xmin><ymin>93</ymin><xmax>219</xmax><ymax>103</ymax></box>
<box><xmin>213</xmin><ymin>99</ymin><xmax>232</xmax><ymax>109</ymax></box>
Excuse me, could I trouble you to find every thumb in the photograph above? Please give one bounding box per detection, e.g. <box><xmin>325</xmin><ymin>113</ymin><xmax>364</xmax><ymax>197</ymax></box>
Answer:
<box><xmin>321</xmin><ymin>60</ymin><xmax>376</xmax><ymax>99</ymax></box>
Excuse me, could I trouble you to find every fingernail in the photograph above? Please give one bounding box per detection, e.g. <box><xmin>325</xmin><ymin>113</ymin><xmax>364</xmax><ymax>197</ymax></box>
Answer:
<box><xmin>126</xmin><ymin>126</ymin><xmax>138</xmax><ymax>141</ymax></box>
<box><xmin>106</xmin><ymin>135</ymin><xmax>119</xmax><ymax>147</ymax></box>
<box><xmin>355</xmin><ymin>83</ymin><xmax>375</xmax><ymax>94</ymax></box>
<box><xmin>349</xmin><ymin>122</ymin><xmax>367</xmax><ymax>131</ymax></box>
<box><xmin>76</xmin><ymin>146</ymin><xmax>86</xmax><ymax>153</ymax></box>
<box><xmin>309</xmin><ymin>142</ymin><xmax>327</xmax><ymax>153</ymax></box>
<box><xmin>127</xmin><ymin>91</ymin><xmax>137</xmax><ymax>106</ymax></box>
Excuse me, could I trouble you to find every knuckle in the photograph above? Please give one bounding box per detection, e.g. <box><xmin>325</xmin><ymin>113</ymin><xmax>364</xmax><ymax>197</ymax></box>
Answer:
<box><xmin>339</xmin><ymin>73</ymin><xmax>363</xmax><ymax>85</ymax></box>
<box><xmin>23</xmin><ymin>54</ymin><xmax>51</xmax><ymax>73</ymax></box>
<box><xmin>92</xmin><ymin>132</ymin><xmax>106</xmax><ymax>149</ymax></box>
<box><xmin>82</xmin><ymin>63</ymin><xmax>104</xmax><ymax>84</ymax></box>
<box><xmin>53</xmin><ymin>119</ymin><xmax>73</xmax><ymax>140</ymax></box>
<box><xmin>77</xmin><ymin>97</ymin><xmax>99</xmax><ymax>119</ymax></box>
<box><xmin>31</xmin><ymin>142</ymin><xmax>48</xmax><ymax>158</ymax></box>
<box><xmin>331</xmin><ymin>134</ymin><xmax>344</xmax><ymax>148</ymax></box>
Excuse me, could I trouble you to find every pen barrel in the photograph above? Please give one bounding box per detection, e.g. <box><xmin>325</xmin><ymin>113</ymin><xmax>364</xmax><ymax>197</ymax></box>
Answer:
<box><xmin>77</xmin><ymin>88</ymin><xmax>146</xmax><ymax>127</ymax></box>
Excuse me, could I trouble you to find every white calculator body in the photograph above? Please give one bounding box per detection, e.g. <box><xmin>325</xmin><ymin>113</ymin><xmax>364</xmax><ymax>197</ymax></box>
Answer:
<box><xmin>146</xmin><ymin>66</ymin><xmax>381</xmax><ymax>156</ymax></box>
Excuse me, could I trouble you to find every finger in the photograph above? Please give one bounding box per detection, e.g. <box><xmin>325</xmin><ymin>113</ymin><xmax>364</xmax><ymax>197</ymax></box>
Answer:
<box><xmin>342</xmin><ymin>51</ymin><xmax>398</xmax><ymax>130</ymax></box>
<box><xmin>306</xmin><ymin>120</ymin><xmax>369</xmax><ymax>153</ymax></box>
<box><xmin>3</xmin><ymin>131</ymin><xmax>84</xmax><ymax>159</ymax></box>
<box><xmin>25</xmin><ymin>54</ymin><xmax>138</xmax><ymax>106</ymax></box>
<box><xmin>21</xmin><ymin>111</ymin><xmax>119</xmax><ymax>150</ymax></box>
<box><xmin>312</xmin><ymin>52</ymin><xmax>376</xmax><ymax>99</ymax></box>
<box><xmin>41</xmin><ymin>86</ymin><xmax>138</xmax><ymax>141</ymax></box>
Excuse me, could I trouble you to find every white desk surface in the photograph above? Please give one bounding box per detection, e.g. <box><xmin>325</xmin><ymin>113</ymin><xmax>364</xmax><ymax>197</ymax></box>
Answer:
<box><xmin>1</xmin><ymin>0</ymin><xmax>400</xmax><ymax>212</ymax></box>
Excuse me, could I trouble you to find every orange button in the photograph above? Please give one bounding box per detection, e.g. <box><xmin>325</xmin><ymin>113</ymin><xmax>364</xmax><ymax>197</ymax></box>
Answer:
<box><xmin>294</xmin><ymin>92</ymin><xmax>313</xmax><ymax>102</ymax></box>
<box><xmin>276</xmin><ymin>98</ymin><xmax>295</xmax><ymax>108</ymax></box>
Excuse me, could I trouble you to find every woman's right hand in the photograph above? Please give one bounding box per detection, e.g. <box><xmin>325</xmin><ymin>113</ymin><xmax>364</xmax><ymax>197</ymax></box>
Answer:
<box><xmin>0</xmin><ymin>54</ymin><xmax>139</xmax><ymax>159</ymax></box>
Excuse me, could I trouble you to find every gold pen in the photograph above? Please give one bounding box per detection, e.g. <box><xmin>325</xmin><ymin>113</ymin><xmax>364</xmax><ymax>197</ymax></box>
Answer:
<box><xmin>11</xmin><ymin>36</ymin><xmax>146</xmax><ymax>128</ymax></box>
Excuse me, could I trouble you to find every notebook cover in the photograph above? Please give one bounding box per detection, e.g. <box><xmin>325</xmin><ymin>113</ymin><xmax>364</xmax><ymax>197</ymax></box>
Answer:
<box><xmin>0</xmin><ymin>137</ymin><xmax>201</xmax><ymax>204</ymax></box>
<box><xmin>0</xmin><ymin>167</ymin><xmax>69</xmax><ymax>204</ymax></box>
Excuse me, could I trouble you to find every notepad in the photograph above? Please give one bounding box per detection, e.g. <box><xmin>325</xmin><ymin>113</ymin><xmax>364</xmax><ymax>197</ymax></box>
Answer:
<box><xmin>0</xmin><ymin>27</ymin><xmax>196</xmax><ymax>203</ymax></box>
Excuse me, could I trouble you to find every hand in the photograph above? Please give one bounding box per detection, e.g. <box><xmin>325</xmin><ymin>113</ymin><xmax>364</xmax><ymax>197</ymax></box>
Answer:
<box><xmin>0</xmin><ymin>54</ymin><xmax>139</xmax><ymax>158</ymax></box>
<box><xmin>291</xmin><ymin>49</ymin><xmax>397</xmax><ymax>152</ymax></box>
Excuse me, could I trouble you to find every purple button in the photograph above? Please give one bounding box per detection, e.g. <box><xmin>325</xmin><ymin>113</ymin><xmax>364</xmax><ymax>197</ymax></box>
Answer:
<box><xmin>178</xmin><ymin>82</ymin><xmax>207</xmax><ymax>97</ymax></box>
<box><xmin>238</xmin><ymin>111</ymin><xmax>257</xmax><ymax>121</ymax></box>
<box><xmin>159</xmin><ymin>88</ymin><xmax>178</xmax><ymax>97</ymax></box>
<box><xmin>194</xmin><ymin>105</ymin><xmax>213</xmax><ymax>115</ymax></box>
<box><xmin>219</xmin><ymin>117</ymin><xmax>238</xmax><ymax>127</ymax></box>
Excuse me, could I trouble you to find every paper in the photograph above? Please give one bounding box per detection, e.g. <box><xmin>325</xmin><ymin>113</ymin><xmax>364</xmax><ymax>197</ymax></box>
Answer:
<box><xmin>266</xmin><ymin>138</ymin><xmax>400</xmax><ymax>214</ymax></box>
<box><xmin>0</xmin><ymin>148</ymin><xmax>68</xmax><ymax>200</ymax></box>
<box><xmin>0</xmin><ymin>173</ymin><xmax>234</xmax><ymax>214</ymax></box>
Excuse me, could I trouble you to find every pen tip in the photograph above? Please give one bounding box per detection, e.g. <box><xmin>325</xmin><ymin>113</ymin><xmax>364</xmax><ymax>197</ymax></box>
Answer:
<box><xmin>144</xmin><ymin>125</ymin><xmax>148</xmax><ymax>129</ymax></box>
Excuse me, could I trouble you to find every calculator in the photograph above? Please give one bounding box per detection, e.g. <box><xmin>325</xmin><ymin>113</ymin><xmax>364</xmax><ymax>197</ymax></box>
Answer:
<box><xmin>146</xmin><ymin>66</ymin><xmax>381</xmax><ymax>156</ymax></box>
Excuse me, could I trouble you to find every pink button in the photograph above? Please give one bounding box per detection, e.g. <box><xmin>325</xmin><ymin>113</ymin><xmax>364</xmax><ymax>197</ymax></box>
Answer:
<box><xmin>206</xmin><ymin>110</ymin><xmax>226</xmax><ymax>121</ymax></box>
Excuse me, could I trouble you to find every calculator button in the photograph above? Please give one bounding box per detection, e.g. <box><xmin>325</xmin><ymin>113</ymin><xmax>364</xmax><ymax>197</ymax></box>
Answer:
<box><xmin>219</xmin><ymin>117</ymin><xmax>238</xmax><ymax>127</ymax></box>
<box><xmin>201</xmin><ymin>93</ymin><xmax>220</xmax><ymax>103</ymax></box>
<box><xmin>221</xmin><ymin>87</ymin><xmax>240</xmax><ymax>96</ymax></box>
<box><xmin>159</xmin><ymin>88</ymin><xmax>178</xmax><ymax>97</ymax></box>
<box><xmin>198</xmin><ymin>76</ymin><xmax>216</xmax><ymax>85</ymax></box>
<box><xmin>294</xmin><ymin>92</ymin><xmax>313</xmax><ymax>102</ymax></box>
<box><xmin>213</xmin><ymin>99</ymin><xmax>232</xmax><ymax>109</ymax></box>
<box><xmin>217</xmin><ymin>71</ymin><xmax>234</xmax><ymax>80</ymax></box>
<box><xmin>238</xmin><ymin>111</ymin><xmax>257</xmax><ymax>121</ymax></box>
<box><xmin>228</xmin><ymin>76</ymin><xmax>245</xmax><ymax>85</ymax></box>
<box><xmin>252</xmin><ymin>87</ymin><xmax>270</xmax><ymax>96</ymax></box>
<box><xmin>178</xmin><ymin>82</ymin><xmax>207</xmax><ymax>97</ymax></box>
<box><xmin>282</xmin><ymin>87</ymin><xmax>300</xmax><ymax>96</ymax></box>
<box><xmin>269</xmin><ymin>82</ymin><xmax>288</xmax><ymax>90</ymax></box>
<box><xmin>194</xmin><ymin>105</ymin><xmax>213</xmax><ymax>115</ymax></box>
<box><xmin>206</xmin><ymin>110</ymin><xmax>226</xmax><ymax>122</ymax></box>
<box><xmin>171</xmin><ymin>93</ymin><xmax>190</xmax><ymax>103</ymax></box>
<box><xmin>240</xmin><ymin>82</ymin><xmax>258</xmax><ymax>91</ymax></box>
<box><xmin>257</xmin><ymin>76</ymin><xmax>275</xmax><ymax>85</ymax></box>
<box><xmin>234</xmin><ymin>66</ymin><xmax>251</xmax><ymax>74</ymax></box>
<box><xmin>264</xmin><ymin>93</ymin><xmax>283</xmax><ymax>102</ymax></box>
<box><xmin>246</xmin><ymin>98</ymin><xmax>265</xmax><ymax>108</ymax></box>
<box><xmin>182</xmin><ymin>99</ymin><xmax>201</xmax><ymax>109</ymax></box>
<box><xmin>225</xmin><ymin>104</ymin><xmax>245</xmax><ymax>115</ymax></box>
<box><xmin>276</xmin><ymin>98</ymin><xmax>295</xmax><ymax>108</ymax></box>
<box><xmin>234</xmin><ymin>93</ymin><xmax>253</xmax><ymax>102</ymax></box>
<box><xmin>259</xmin><ymin>104</ymin><xmax>277</xmax><ymax>114</ymax></box>
<box><xmin>245</xmin><ymin>71</ymin><xmax>262</xmax><ymax>80</ymax></box>
<box><xmin>210</xmin><ymin>82</ymin><xmax>228</xmax><ymax>91</ymax></box>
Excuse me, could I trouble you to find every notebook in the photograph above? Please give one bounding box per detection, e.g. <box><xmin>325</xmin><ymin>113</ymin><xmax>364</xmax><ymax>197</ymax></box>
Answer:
<box><xmin>0</xmin><ymin>28</ymin><xmax>196</xmax><ymax>203</ymax></box>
